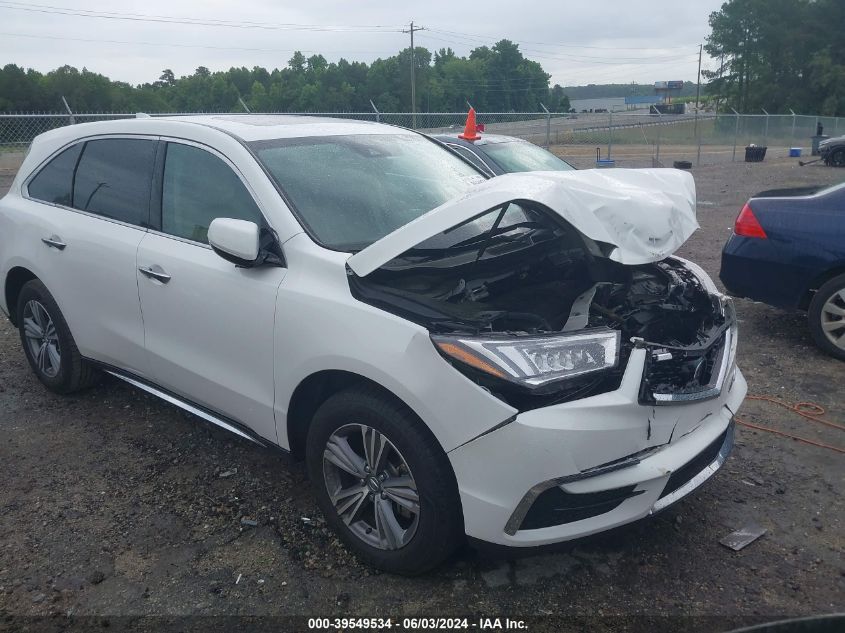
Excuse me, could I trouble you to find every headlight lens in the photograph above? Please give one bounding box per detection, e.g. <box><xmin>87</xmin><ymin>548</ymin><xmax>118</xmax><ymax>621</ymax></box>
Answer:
<box><xmin>432</xmin><ymin>329</ymin><xmax>620</xmax><ymax>388</ymax></box>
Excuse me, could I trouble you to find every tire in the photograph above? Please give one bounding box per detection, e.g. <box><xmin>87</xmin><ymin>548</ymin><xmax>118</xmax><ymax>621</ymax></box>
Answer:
<box><xmin>16</xmin><ymin>279</ymin><xmax>100</xmax><ymax>393</ymax></box>
<box><xmin>808</xmin><ymin>273</ymin><xmax>845</xmax><ymax>361</ymax></box>
<box><xmin>826</xmin><ymin>148</ymin><xmax>845</xmax><ymax>167</ymax></box>
<box><xmin>305</xmin><ymin>386</ymin><xmax>464</xmax><ymax>574</ymax></box>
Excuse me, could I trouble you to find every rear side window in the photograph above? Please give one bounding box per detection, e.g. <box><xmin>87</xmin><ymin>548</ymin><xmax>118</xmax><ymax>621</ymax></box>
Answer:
<box><xmin>27</xmin><ymin>143</ymin><xmax>83</xmax><ymax>206</ymax></box>
<box><xmin>161</xmin><ymin>142</ymin><xmax>262</xmax><ymax>243</ymax></box>
<box><xmin>73</xmin><ymin>138</ymin><xmax>156</xmax><ymax>226</ymax></box>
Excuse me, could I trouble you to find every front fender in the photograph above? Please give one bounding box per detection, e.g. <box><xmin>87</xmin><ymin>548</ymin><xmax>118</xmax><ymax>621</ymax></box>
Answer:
<box><xmin>272</xmin><ymin>298</ymin><xmax>516</xmax><ymax>453</ymax></box>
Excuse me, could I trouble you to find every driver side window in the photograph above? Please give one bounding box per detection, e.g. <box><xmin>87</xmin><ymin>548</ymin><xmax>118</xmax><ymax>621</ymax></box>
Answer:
<box><xmin>161</xmin><ymin>142</ymin><xmax>263</xmax><ymax>243</ymax></box>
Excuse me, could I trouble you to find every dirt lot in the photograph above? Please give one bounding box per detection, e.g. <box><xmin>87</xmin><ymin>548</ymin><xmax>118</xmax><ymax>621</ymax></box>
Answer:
<box><xmin>0</xmin><ymin>157</ymin><xmax>843</xmax><ymax>631</ymax></box>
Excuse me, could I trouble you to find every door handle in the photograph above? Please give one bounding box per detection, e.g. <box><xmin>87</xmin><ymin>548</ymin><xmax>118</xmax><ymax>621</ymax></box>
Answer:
<box><xmin>41</xmin><ymin>236</ymin><xmax>66</xmax><ymax>250</ymax></box>
<box><xmin>138</xmin><ymin>265</ymin><xmax>172</xmax><ymax>284</ymax></box>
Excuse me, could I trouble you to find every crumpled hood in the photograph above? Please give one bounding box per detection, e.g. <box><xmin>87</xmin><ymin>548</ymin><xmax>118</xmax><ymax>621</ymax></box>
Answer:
<box><xmin>347</xmin><ymin>168</ymin><xmax>698</xmax><ymax>276</ymax></box>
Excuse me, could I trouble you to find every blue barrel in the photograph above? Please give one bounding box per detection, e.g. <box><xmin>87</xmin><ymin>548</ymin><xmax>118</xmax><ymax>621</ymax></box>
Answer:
<box><xmin>789</xmin><ymin>147</ymin><xmax>801</xmax><ymax>157</ymax></box>
<box><xmin>596</xmin><ymin>159</ymin><xmax>616</xmax><ymax>168</ymax></box>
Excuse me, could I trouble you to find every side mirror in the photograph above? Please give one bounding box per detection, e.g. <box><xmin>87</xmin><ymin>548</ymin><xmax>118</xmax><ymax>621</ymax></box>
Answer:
<box><xmin>208</xmin><ymin>218</ymin><xmax>260</xmax><ymax>267</ymax></box>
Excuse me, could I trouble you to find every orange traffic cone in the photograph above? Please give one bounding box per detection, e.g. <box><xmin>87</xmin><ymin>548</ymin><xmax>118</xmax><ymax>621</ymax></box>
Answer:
<box><xmin>458</xmin><ymin>108</ymin><xmax>482</xmax><ymax>141</ymax></box>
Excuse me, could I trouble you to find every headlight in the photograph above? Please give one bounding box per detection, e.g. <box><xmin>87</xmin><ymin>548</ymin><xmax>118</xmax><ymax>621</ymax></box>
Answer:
<box><xmin>431</xmin><ymin>329</ymin><xmax>620</xmax><ymax>389</ymax></box>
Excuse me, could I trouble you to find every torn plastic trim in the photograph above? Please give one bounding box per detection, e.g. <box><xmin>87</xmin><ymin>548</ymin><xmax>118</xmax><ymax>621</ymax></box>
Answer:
<box><xmin>347</xmin><ymin>169</ymin><xmax>698</xmax><ymax>277</ymax></box>
<box><xmin>637</xmin><ymin>298</ymin><xmax>738</xmax><ymax>406</ymax></box>
<box><xmin>670</xmin><ymin>255</ymin><xmax>720</xmax><ymax>296</ymax></box>
<box><xmin>651</xmin><ymin>326</ymin><xmax>735</xmax><ymax>404</ymax></box>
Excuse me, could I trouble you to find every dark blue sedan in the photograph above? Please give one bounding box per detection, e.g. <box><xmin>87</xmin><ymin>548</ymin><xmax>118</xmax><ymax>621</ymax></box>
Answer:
<box><xmin>720</xmin><ymin>182</ymin><xmax>845</xmax><ymax>360</ymax></box>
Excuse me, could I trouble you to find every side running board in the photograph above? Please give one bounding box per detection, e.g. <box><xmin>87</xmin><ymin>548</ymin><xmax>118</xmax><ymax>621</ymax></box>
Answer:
<box><xmin>105</xmin><ymin>370</ymin><xmax>270</xmax><ymax>448</ymax></box>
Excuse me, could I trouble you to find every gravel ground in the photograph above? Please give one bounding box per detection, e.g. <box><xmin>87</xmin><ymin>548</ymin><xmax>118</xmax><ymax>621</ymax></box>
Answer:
<box><xmin>0</xmin><ymin>157</ymin><xmax>843</xmax><ymax>631</ymax></box>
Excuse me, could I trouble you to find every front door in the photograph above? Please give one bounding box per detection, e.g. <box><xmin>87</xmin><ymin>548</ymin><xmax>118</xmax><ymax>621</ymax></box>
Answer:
<box><xmin>136</xmin><ymin>141</ymin><xmax>285</xmax><ymax>442</ymax></box>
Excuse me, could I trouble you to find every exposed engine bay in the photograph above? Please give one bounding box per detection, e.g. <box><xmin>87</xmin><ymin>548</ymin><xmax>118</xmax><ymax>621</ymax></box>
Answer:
<box><xmin>349</xmin><ymin>202</ymin><xmax>730</xmax><ymax>410</ymax></box>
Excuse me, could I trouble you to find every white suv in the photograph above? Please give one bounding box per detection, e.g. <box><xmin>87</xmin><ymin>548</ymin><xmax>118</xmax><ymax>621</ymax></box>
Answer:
<box><xmin>0</xmin><ymin>115</ymin><xmax>746</xmax><ymax>574</ymax></box>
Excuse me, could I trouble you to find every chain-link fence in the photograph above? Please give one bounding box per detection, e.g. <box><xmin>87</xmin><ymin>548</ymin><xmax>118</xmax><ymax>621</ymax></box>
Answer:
<box><xmin>1</xmin><ymin>110</ymin><xmax>841</xmax><ymax>170</ymax></box>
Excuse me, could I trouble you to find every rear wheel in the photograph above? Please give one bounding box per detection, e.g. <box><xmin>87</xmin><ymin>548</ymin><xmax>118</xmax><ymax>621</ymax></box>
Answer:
<box><xmin>305</xmin><ymin>386</ymin><xmax>463</xmax><ymax>574</ymax></box>
<box><xmin>16</xmin><ymin>280</ymin><xmax>100</xmax><ymax>393</ymax></box>
<box><xmin>808</xmin><ymin>274</ymin><xmax>845</xmax><ymax>361</ymax></box>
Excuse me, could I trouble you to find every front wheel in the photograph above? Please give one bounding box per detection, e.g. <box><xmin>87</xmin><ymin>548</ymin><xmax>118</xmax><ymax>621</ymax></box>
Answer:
<box><xmin>808</xmin><ymin>274</ymin><xmax>845</xmax><ymax>361</ymax></box>
<box><xmin>305</xmin><ymin>387</ymin><xmax>464</xmax><ymax>574</ymax></box>
<box><xmin>825</xmin><ymin>148</ymin><xmax>845</xmax><ymax>167</ymax></box>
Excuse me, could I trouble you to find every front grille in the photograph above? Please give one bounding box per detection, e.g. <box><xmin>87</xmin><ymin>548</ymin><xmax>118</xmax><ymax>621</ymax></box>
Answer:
<box><xmin>658</xmin><ymin>426</ymin><xmax>729</xmax><ymax>500</ymax></box>
<box><xmin>639</xmin><ymin>329</ymin><xmax>731</xmax><ymax>405</ymax></box>
<box><xmin>519</xmin><ymin>485</ymin><xmax>643</xmax><ymax>530</ymax></box>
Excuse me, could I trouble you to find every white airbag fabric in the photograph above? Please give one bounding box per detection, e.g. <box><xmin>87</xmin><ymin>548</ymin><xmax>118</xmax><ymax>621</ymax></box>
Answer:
<box><xmin>347</xmin><ymin>168</ymin><xmax>698</xmax><ymax>276</ymax></box>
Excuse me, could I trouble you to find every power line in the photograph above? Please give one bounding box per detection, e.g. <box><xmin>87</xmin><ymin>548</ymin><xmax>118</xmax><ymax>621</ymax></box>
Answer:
<box><xmin>427</xmin><ymin>28</ymin><xmax>695</xmax><ymax>51</ymax></box>
<box><xmin>0</xmin><ymin>31</ymin><xmax>400</xmax><ymax>56</ymax></box>
<box><xmin>0</xmin><ymin>1</ymin><xmax>405</xmax><ymax>32</ymax></box>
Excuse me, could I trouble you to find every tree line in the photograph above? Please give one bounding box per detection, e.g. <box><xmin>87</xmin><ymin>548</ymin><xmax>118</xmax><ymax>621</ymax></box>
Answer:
<box><xmin>704</xmin><ymin>0</ymin><xmax>843</xmax><ymax>115</ymax></box>
<box><xmin>0</xmin><ymin>40</ymin><xmax>571</xmax><ymax>114</ymax></box>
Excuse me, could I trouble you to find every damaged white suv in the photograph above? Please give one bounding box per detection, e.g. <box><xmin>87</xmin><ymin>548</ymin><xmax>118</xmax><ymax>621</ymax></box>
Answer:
<box><xmin>0</xmin><ymin>116</ymin><xmax>746</xmax><ymax>574</ymax></box>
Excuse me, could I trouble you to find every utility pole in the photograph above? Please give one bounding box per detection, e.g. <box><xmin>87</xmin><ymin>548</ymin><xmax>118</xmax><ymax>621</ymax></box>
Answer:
<box><xmin>695</xmin><ymin>43</ymin><xmax>703</xmax><ymax>111</ymax></box>
<box><xmin>693</xmin><ymin>43</ymin><xmax>703</xmax><ymax>139</ymax></box>
<box><xmin>403</xmin><ymin>21</ymin><xmax>424</xmax><ymax>128</ymax></box>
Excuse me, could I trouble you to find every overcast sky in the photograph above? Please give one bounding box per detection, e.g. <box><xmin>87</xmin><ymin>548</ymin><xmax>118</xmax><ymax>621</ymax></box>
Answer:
<box><xmin>2</xmin><ymin>0</ymin><xmax>725</xmax><ymax>88</ymax></box>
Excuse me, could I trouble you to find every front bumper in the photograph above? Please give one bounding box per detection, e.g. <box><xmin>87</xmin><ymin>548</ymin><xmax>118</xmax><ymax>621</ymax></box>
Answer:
<box><xmin>448</xmin><ymin>345</ymin><xmax>747</xmax><ymax>546</ymax></box>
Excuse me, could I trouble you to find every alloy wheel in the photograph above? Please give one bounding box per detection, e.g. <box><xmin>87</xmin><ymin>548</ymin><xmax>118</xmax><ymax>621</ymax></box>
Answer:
<box><xmin>22</xmin><ymin>300</ymin><xmax>61</xmax><ymax>378</ymax></box>
<box><xmin>820</xmin><ymin>289</ymin><xmax>845</xmax><ymax>350</ymax></box>
<box><xmin>322</xmin><ymin>423</ymin><xmax>420</xmax><ymax>550</ymax></box>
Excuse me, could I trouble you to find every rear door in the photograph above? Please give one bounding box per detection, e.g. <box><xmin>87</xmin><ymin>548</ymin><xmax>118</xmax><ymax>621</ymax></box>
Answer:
<box><xmin>22</xmin><ymin>136</ymin><xmax>157</xmax><ymax>374</ymax></box>
<box><xmin>135</xmin><ymin>140</ymin><xmax>285</xmax><ymax>441</ymax></box>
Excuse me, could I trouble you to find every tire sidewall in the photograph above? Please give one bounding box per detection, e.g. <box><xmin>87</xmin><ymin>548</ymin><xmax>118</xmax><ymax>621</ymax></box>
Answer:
<box><xmin>16</xmin><ymin>280</ymin><xmax>76</xmax><ymax>390</ymax></box>
<box><xmin>808</xmin><ymin>274</ymin><xmax>845</xmax><ymax>361</ymax></box>
<box><xmin>305</xmin><ymin>389</ymin><xmax>462</xmax><ymax>574</ymax></box>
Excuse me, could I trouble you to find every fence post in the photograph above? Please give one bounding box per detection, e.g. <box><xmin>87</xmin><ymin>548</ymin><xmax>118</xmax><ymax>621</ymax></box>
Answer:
<box><xmin>655</xmin><ymin>111</ymin><xmax>662</xmax><ymax>165</ymax></box>
<box><xmin>731</xmin><ymin>108</ymin><xmax>740</xmax><ymax>162</ymax></box>
<box><xmin>761</xmin><ymin>108</ymin><xmax>769</xmax><ymax>144</ymax></box>
<box><xmin>789</xmin><ymin>109</ymin><xmax>796</xmax><ymax>143</ymax></box>
<box><xmin>835</xmin><ymin>117</ymin><xmax>840</xmax><ymax>136</ymax></box>
<box><xmin>61</xmin><ymin>96</ymin><xmax>75</xmax><ymax>125</ymax></box>
<box><xmin>696</xmin><ymin>120</ymin><xmax>702</xmax><ymax>167</ymax></box>
<box><xmin>607</xmin><ymin>109</ymin><xmax>613</xmax><ymax>159</ymax></box>
<box><xmin>539</xmin><ymin>102</ymin><xmax>550</xmax><ymax>148</ymax></box>
<box><xmin>369</xmin><ymin>100</ymin><xmax>380</xmax><ymax>123</ymax></box>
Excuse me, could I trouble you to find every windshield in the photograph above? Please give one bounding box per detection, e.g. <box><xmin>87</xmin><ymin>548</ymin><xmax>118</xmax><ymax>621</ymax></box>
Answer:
<box><xmin>484</xmin><ymin>141</ymin><xmax>574</xmax><ymax>173</ymax></box>
<box><xmin>250</xmin><ymin>134</ymin><xmax>485</xmax><ymax>251</ymax></box>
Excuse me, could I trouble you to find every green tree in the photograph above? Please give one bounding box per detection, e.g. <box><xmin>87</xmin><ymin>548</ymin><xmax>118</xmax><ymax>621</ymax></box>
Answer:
<box><xmin>0</xmin><ymin>39</ymin><xmax>561</xmax><ymax>115</ymax></box>
<box><xmin>159</xmin><ymin>69</ymin><xmax>175</xmax><ymax>86</ymax></box>
<box><xmin>704</xmin><ymin>0</ymin><xmax>843</xmax><ymax>114</ymax></box>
